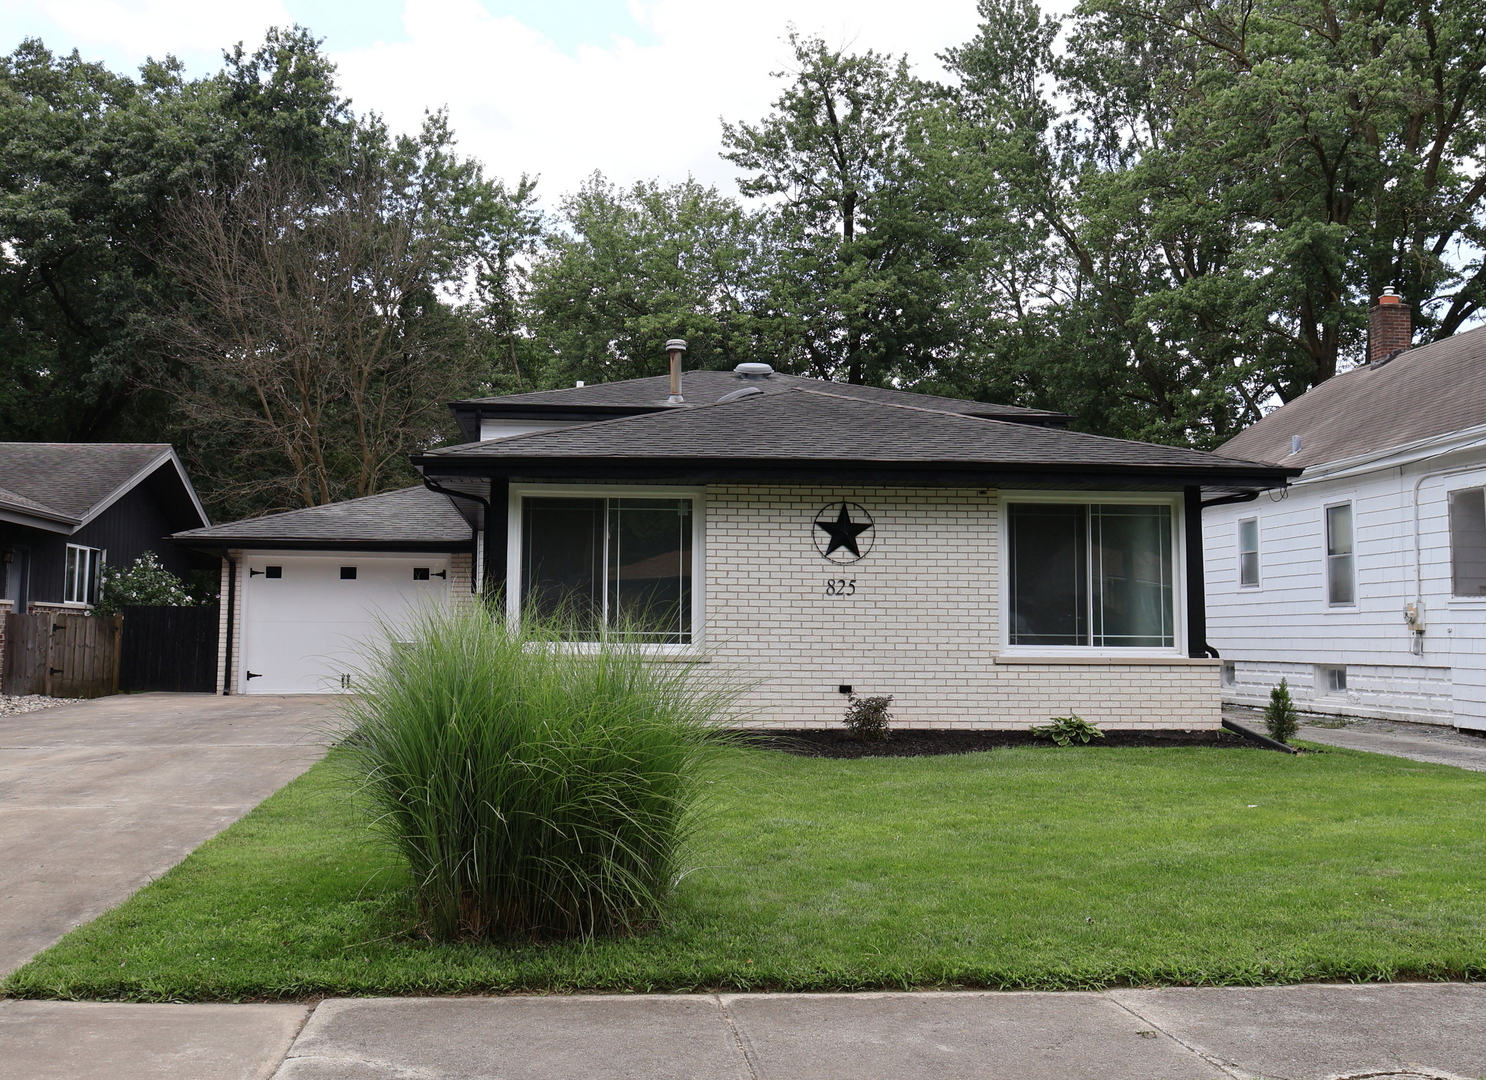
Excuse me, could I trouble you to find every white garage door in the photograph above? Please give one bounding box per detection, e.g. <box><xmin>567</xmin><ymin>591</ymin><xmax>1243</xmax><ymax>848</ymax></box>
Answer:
<box><xmin>239</xmin><ymin>552</ymin><xmax>451</xmax><ymax>694</ymax></box>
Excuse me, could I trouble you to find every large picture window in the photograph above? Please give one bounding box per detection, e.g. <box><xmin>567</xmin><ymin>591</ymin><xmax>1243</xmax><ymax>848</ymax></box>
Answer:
<box><xmin>64</xmin><ymin>544</ymin><xmax>102</xmax><ymax>605</ymax></box>
<box><xmin>1007</xmin><ymin>502</ymin><xmax>1175</xmax><ymax>649</ymax></box>
<box><xmin>1449</xmin><ymin>487</ymin><xmax>1486</xmax><ymax>597</ymax></box>
<box><xmin>1325</xmin><ymin>503</ymin><xmax>1355</xmax><ymax>606</ymax></box>
<box><xmin>520</xmin><ymin>495</ymin><xmax>695</xmax><ymax>643</ymax></box>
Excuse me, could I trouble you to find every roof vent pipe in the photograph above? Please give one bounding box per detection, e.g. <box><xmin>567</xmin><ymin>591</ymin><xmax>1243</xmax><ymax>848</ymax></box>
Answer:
<box><xmin>1290</xmin><ymin>435</ymin><xmax>1302</xmax><ymax>456</ymax></box>
<box><xmin>665</xmin><ymin>339</ymin><xmax>687</xmax><ymax>403</ymax></box>
<box><xmin>734</xmin><ymin>362</ymin><xmax>774</xmax><ymax>380</ymax></box>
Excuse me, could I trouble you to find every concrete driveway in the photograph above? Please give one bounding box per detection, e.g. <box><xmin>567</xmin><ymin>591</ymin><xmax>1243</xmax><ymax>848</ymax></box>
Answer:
<box><xmin>0</xmin><ymin>693</ymin><xmax>335</xmax><ymax>975</ymax></box>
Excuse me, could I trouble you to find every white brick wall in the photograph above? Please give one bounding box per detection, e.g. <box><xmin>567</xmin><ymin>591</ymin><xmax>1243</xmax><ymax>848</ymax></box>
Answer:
<box><xmin>704</xmin><ymin>485</ymin><xmax>1219</xmax><ymax>730</ymax></box>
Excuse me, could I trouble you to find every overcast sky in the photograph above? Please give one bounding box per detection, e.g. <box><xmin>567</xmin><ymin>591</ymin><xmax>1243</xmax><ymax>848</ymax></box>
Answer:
<box><xmin>0</xmin><ymin>0</ymin><xmax>1067</xmax><ymax>206</ymax></box>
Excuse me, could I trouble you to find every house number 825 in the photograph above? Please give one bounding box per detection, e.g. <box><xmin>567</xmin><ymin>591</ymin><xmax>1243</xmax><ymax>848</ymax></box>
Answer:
<box><xmin>825</xmin><ymin>579</ymin><xmax>857</xmax><ymax>596</ymax></box>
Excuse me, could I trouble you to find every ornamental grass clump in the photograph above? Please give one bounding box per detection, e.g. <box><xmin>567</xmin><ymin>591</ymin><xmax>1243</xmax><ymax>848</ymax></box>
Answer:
<box><xmin>339</xmin><ymin>602</ymin><xmax>736</xmax><ymax>943</ymax></box>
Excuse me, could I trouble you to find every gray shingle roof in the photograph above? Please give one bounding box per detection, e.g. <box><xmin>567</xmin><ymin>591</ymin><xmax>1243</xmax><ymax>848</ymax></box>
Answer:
<box><xmin>425</xmin><ymin>389</ymin><xmax>1285</xmax><ymax>477</ymax></box>
<box><xmin>1219</xmin><ymin>324</ymin><xmax>1486</xmax><ymax>467</ymax></box>
<box><xmin>173</xmin><ymin>486</ymin><xmax>471</xmax><ymax>546</ymax></box>
<box><xmin>0</xmin><ymin>443</ymin><xmax>175</xmax><ymax>523</ymax></box>
<box><xmin>459</xmin><ymin>370</ymin><xmax>1069</xmax><ymax>421</ymax></box>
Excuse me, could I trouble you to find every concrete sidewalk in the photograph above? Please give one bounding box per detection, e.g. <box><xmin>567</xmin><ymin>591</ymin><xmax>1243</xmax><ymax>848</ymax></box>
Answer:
<box><xmin>1296</xmin><ymin>719</ymin><xmax>1486</xmax><ymax>773</ymax></box>
<box><xmin>3</xmin><ymin>984</ymin><xmax>1483</xmax><ymax>1080</ymax></box>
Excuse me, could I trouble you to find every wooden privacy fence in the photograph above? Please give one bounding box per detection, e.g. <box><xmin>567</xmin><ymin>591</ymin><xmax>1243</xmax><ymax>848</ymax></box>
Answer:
<box><xmin>2</xmin><ymin>611</ymin><xmax>121</xmax><ymax>698</ymax></box>
<box><xmin>119</xmin><ymin>605</ymin><xmax>219</xmax><ymax>694</ymax></box>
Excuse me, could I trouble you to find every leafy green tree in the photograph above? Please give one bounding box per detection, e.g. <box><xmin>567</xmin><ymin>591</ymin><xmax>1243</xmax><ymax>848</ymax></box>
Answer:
<box><xmin>943</xmin><ymin>0</ymin><xmax>1486</xmax><ymax>445</ymax></box>
<box><xmin>722</xmin><ymin>33</ymin><xmax>967</xmax><ymax>386</ymax></box>
<box><xmin>0</xmin><ymin>29</ymin><xmax>354</xmax><ymax>445</ymax></box>
<box><xmin>526</xmin><ymin>175</ymin><xmax>793</xmax><ymax>386</ymax></box>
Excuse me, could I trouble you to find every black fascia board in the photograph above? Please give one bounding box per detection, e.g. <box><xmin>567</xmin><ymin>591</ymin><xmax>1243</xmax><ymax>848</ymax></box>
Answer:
<box><xmin>413</xmin><ymin>455</ymin><xmax>1298</xmax><ymax>490</ymax></box>
<box><xmin>172</xmin><ymin>537</ymin><xmax>474</xmax><ymax>553</ymax></box>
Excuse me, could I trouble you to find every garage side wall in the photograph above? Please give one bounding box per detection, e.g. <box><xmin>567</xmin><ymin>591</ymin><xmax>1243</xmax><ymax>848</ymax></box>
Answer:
<box><xmin>703</xmin><ymin>485</ymin><xmax>1220</xmax><ymax>730</ymax></box>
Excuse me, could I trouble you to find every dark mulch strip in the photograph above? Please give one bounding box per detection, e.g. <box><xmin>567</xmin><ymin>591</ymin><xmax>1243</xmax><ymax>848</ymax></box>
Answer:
<box><xmin>735</xmin><ymin>727</ymin><xmax>1250</xmax><ymax>759</ymax></box>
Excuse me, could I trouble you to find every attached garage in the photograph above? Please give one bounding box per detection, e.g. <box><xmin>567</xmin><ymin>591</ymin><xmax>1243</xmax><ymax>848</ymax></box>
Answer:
<box><xmin>238</xmin><ymin>552</ymin><xmax>451</xmax><ymax>693</ymax></box>
<box><xmin>173</xmin><ymin>487</ymin><xmax>476</xmax><ymax>695</ymax></box>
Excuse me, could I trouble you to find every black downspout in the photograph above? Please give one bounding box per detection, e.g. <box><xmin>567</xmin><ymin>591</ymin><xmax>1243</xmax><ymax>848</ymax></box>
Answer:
<box><xmin>1184</xmin><ymin>486</ymin><xmax>1211</xmax><ymax>659</ymax></box>
<box><xmin>486</xmin><ymin>478</ymin><xmax>509</xmax><ymax>602</ymax></box>
<box><xmin>223</xmin><ymin>554</ymin><xmax>236</xmax><ymax>694</ymax></box>
<box><xmin>421</xmin><ymin>476</ymin><xmax>505</xmax><ymax>598</ymax></box>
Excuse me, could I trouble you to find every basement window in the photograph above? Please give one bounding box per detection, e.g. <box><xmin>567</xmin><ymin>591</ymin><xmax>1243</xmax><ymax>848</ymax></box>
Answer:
<box><xmin>1449</xmin><ymin>487</ymin><xmax>1486</xmax><ymax>597</ymax></box>
<box><xmin>1006</xmin><ymin>500</ymin><xmax>1175</xmax><ymax>649</ymax></box>
<box><xmin>63</xmin><ymin>545</ymin><xmax>103</xmax><ymax>605</ymax></box>
<box><xmin>1317</xmin><ymin>665</ymin><xmax>1347</xmax><ymax>693</ymax></box>
<box><xmin>517</xmin><ymin>492</ymin><xmax>698</xmax><ymax>644</ymax></box>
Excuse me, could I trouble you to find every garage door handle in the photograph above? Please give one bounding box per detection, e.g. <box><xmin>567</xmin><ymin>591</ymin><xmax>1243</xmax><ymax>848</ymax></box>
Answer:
<box><xmin>246</xmin><ymin>671</ymin><xmax>263</xmax><ymax>680</ymax></box>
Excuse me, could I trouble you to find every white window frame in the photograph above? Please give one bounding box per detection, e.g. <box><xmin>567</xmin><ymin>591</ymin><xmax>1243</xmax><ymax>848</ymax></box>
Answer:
<box><xmin>1323</xmin><ymin>500</ymin><xmax>1357</xmax><ymax>608</ymax></box>
<box><xmin>1237</xmin><ymin>517</ymin><xmax>1260</xmax><ymax>588</ymax></box>
<box><xmin>63</xmin><ymin>544</ymin><xmax>104</xmax><ymax>606</ymax></box>
<box><xmin>1447</xmin><ymin>484</ymin><xmax>1486</xmax><ymax>601</ymax></box>
<box><xmin>506</xmin><ymin>484</ymin><xmax>706</xmax><ymax>653</ymax></box>
<box><xmin>998</xmin><ymin>490</ymin><xmax>1187</xmax><ymax>659</ymax></box>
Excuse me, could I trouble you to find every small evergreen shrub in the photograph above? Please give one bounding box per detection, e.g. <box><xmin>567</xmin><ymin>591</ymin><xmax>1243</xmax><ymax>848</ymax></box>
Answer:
<box><xmin>843</xmin><ymin>693</ymin><xmax>893</xmax><ymax>741</ymax></box>
<box><xmin>340</xmin><ymin>602</ymin><xmax>737</xmax><ymax>943</ymax></box>
<box><xmin>1031</xmin><ymin>712</ymin><xmax>1105</xmax><ymax>746</ymax></box>
<box><xmin>1264</xmin><ymin>678</ymin><xmax>1300</xmax><ymax>744</ymax></box>
<box><xmin>94</xmin><ymin>552</ymin><xmax>199</xmax><ymax>616</ymax></box>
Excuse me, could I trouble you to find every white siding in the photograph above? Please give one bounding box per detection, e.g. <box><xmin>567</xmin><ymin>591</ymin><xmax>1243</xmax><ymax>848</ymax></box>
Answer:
<box><xmin>1205</xmin><ymin>445</ymin><xmax>1486</xmax><ymax>728</ymax></box>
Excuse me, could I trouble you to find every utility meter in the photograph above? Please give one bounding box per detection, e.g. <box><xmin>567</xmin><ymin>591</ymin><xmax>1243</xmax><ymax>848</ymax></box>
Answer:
<box><xmin>1404</xmin><ymin>602</ymin><xmax>1424</xmax><ymax>632</ymax></box>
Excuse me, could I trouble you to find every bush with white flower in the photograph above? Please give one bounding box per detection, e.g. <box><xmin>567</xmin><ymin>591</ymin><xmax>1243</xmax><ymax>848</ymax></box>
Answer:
<box><xmin>94</xmin><ymin>552</ymin><xmax>199</xmax><ymax>616</ymax></box>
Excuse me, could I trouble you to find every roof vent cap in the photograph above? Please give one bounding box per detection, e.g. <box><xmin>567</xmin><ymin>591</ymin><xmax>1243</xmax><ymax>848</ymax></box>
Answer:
<box><xmin>717</xmin><ymin>386</ymin><xmax>764</xmax><ymax>403</ymax></box>
<box><xmin>1290</xmin><ymin>435</ymin><xmax>1302</xmax><ymax>456</ymax></box>
<box><xmin>735</xmin><ymin>362</ymin><xmax>774</xmax><ymax>380</ymax></box>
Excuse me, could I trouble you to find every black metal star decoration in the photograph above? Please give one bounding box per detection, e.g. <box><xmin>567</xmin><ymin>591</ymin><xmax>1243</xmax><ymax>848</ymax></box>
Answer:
<box><xmin>815</xmin><ymin>502</ymin><xmax>873</xmax><ymax>559</ymax></box>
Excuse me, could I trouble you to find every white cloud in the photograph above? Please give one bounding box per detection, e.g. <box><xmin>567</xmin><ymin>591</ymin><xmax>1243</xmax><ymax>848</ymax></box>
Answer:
<box><xmin>5</xmin><ymin>0</ymin><xmax>1004</xmax><ymax>202</ymax></box>
<box><xmin>332</xmin><ymin>0</ymin><xmax>986</xmax><ymax>203</ymax></box>
<box><xmin>17</xmin><ymin>0</ymin><xmax>290</xmax><ymax>64</ymax></box>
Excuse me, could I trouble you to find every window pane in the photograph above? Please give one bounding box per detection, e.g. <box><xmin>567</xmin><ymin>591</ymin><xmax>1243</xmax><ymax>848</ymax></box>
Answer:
<box><xmin>1327</xmin><ymin>553</ymin><xmax>1355</xmax><ymax>605</ymax></box>
<box><xmin>1239</xmin><ymin>551</ymin><xmax>1259</xmax><ymax>587</ymax></box>
<box><xmin>64</xmin><ymin>547</ymin><xmax>79</xmax><ymax>603</ymax></box>
<box><xmin>1326</xmin><ymin>504</ymin><xmax>1353</xmax><ymax>556</ymax></box>
<box><xmin>85</xmin><ymin>549</ymin><xmax>100</xmax><ymax>605</ymax></box>
<box><xmin>1239</xmin><ymin>518</ymin><xmax>1258</xmax><ymax>554</ymax></box>
<box><xmin>608</xmin><ymin>499</ymin><xmax>692</xmax><ymax>643</ymax></box>
<box><xmin>1091</xmin><ymin>504</ymin><xmax>1174</xmax><ymax>648</ymax></box>
<box><xmin>522</xmin><ymin>498</ymin><xmax>604</xmax><ymax>630</ymax></box>
<box><xmin>1450</xmin><ymin>487</ymin><xmax>1486</xmax><ymax>597</ymax></box>
<box><xmin>1008</xmin><ymin>503</ymin><xmax>1088</xmax><ymax>646</ymax></box>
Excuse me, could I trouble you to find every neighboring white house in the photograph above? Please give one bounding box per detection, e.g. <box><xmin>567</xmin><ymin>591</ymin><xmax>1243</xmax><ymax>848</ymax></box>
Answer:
<box><xmin>177</xmin><ymin>358</ymin><xmax>1292</xmax><ymax>728</ymax></box>
<box><xmin>1204</xmin><ymin>293</ymin><xmax>1486</xmax><ymax>730</ymax></box>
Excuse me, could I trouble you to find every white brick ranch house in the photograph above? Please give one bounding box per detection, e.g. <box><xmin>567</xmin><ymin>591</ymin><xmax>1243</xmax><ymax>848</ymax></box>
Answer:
<box><xmin>175</xmin><ymin>359</ymin><xmax>1293</xmax><ymax>730</ymax></box>
<box><xmin>1204</xmin><ymin>295</ymin><xmax>1486</xmax><ymax>731</ymax></box>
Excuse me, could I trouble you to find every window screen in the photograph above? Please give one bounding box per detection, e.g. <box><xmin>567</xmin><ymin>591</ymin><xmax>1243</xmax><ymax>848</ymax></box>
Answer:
<box><xmin>1238</xmin><ymin>518</ymin><xmax>1259</xmax><ymax>587</ymax></box>
<box><xmin>1008</xmin><ymin>503</ymin><xmax>1174</xmax><ymax>648</ymax></box>
<box><xmin>1325</xmin><ymin>504</ymin><xmax>1355</xmax><ymax>605</ymax></box>
<box><xmin>521</xmin><ymin>496</ymin><xmax>693</xmax><ymax>643</ymax></box>
<box><xmin>1449</xmin><ymin>487</ymin><xmax>1486</xmax><ymax>597</ymax></box>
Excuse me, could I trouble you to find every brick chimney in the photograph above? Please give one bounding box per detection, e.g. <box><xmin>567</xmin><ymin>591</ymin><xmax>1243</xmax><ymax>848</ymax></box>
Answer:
<box><xmin>1368</xmin><ymin>288</ymin><xmax>1411</xmax><ymax>365</ymax></box>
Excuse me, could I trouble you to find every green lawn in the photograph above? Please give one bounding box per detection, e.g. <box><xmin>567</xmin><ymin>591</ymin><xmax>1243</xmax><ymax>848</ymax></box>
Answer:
<box><xmin>8</xmin><ymin>741</ymin><xmax>1486</xmax><ymax>1001</ymax></box>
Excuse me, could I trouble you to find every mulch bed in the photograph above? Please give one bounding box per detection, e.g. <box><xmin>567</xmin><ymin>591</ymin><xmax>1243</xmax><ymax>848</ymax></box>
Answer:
<box><xmin>735</xmin><ymin>727</ymin><xmax>1249</xmax><ymax>759</ymax></box>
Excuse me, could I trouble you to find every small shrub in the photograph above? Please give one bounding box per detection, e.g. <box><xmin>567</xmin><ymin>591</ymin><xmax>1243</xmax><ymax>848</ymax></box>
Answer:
<box><xmin>1264</xmin><ymin>678</ymin><xmax>1300</xmax><ymax>744</ymax></box>
<box><xmin>94</xmin><ymin>552</ymin><xmax>198</xmax><ymax>616</ymax></box>
<box><xmin>340</xmin><ymin>601</ymin><xmax>737</xmax><ymax>943</ymax></box>
<box><xmin>1031</xmin><ymin>712</ymin><xmax>1105</xmax><ymax>746</ymax></box>
<box><xmin>843</xmin><ymin>694</ymin><xmax>893</xmax><ymax>741</ymax></box>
